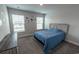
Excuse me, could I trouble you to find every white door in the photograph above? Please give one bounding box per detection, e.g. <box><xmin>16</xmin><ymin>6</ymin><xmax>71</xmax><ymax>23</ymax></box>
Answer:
<box><xmin>24</xmin><ymin>16</ymin><xmax>36</xmax><ymax>35</ymax></box>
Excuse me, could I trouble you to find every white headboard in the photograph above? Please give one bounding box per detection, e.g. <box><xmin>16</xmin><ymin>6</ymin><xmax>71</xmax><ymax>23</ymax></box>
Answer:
<box><xmin>49</xmin><ymin>23</ymin><xmax>69</xmax><ymax>34</ymax></box>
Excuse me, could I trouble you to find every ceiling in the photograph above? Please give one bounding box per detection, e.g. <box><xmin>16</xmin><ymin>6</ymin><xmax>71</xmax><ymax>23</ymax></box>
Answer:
<box><xmin>6</xmin><ymin>4</ymin><xmax>79</xmax><ymax>13</ymax></box>
<box><xmin>6</xmin><ymin>4</ymin><xmax>79</xmax><ymax>18</ymax></box>
<box><xmin>6</xmin><ymin>4</ymin><xmax>50</xmax><ymax>14</ymax></box>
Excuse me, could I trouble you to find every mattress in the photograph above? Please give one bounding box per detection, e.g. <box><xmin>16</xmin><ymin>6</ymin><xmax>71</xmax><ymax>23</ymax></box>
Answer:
<box><xmin>34</xmin><ymin>28</ymin><xmax>65</xmax><ymax>53</ymax></box>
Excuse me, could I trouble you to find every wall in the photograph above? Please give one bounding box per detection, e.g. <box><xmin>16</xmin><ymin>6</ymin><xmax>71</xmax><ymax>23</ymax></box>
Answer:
<box><xmin>7</xmin><ymin>8</ymin><xmax>44</xmax><ymax>37</ymax></box>
<box><xmin>45</xmin><ymin>5</ymin><xmax>79</xmax><ymax>45</ymax></box>
<box><xmin>0</xmin><ymin>5</ymin><xmax>10</xmax><ymax>42</ymax></box>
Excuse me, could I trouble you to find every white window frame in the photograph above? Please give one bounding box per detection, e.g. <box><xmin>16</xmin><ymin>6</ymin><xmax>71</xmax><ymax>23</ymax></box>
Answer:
<box><xmin>36</xmin><ymin>17</ymin><xmax>43</xmax><ymax>30</ymax></box>
<box><xmin>12</xmin><ymin>14</ymin><xmax>25</xmax><ymax>32</ymax></box>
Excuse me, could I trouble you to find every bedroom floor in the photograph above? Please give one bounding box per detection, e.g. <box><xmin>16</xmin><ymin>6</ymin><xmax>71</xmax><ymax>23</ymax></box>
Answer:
<box><xmin>0</xmin><ymin>33</ymin><xmax>79</xmax><ymax>54</ymax></box>
<box><xmin>17</xmin><ymin>36</ymin><xmax>79</xmax><ymax>54</ymax></box>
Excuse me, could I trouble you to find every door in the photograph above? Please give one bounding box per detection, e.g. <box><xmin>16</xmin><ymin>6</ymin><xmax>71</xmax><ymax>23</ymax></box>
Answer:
<box><xmin>24</xmin><ymin>16</ymin><xmax>36</xmax><ymax>35</ymax></box>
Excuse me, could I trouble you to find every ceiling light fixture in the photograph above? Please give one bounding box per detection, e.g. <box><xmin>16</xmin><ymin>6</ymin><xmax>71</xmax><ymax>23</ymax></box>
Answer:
<box><xmin>40</xmin><ymin>4</ymin><xmax>43</xmax><ymax>6</ymax></box>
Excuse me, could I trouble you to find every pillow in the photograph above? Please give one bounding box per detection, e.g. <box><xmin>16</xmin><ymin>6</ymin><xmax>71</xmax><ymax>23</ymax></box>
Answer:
<box><xmin>49</xmin><ymin>28</ymin><xmax>62</xmax><ymax>32</ymax></box>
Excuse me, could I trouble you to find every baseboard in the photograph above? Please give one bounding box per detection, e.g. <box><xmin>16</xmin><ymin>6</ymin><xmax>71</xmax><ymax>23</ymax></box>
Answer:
<box><xmin>18</xmin><ymin>34</ymin><xmax>33</xmax><ymax>38</ymax></box>
<box><xmin>65</xmin><ymin>39</ymin><xmax>79</xmax><ymax>46</ymax></box>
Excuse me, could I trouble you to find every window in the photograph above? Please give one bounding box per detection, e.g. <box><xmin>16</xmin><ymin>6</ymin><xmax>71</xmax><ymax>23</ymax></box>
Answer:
<box><xmin>12</xmin><ymin>14</ymin><xmax>25</xmax><ymax>32</ymax></box>
<box><xmin>36</xmin><ymin>17</ymin><xmax>43</xmax><ymax>30</ymax></box>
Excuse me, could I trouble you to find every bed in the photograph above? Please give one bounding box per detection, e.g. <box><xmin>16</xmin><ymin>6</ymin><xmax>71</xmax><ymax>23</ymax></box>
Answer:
<box><xmin>34</xmin><ymin>23</ymin><xmax>69</xmax><ymax>53</ymax></box>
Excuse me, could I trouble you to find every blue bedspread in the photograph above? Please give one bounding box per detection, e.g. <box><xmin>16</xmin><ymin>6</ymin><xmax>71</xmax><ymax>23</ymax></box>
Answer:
<box><xmin>34</xmin><ymin>28</ymin><xmax>65</xmax><ymax>53</ymax></box>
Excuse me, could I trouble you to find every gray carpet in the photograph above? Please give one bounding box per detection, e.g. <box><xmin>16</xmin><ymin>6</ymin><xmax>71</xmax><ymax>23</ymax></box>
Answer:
<box><xmin>17</xmin><ymin>36</ymin><xmax>79</xmax><ymax>54</ymax></box>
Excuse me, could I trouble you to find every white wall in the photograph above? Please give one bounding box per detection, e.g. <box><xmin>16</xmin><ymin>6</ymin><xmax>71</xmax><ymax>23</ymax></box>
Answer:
<box><xmin>45</xmin><ymin>5</ymin><xmax>79</xmax><ymax>45</ymax></box>
<box><xmin>0</xmin><ymin>5</ymin><xmax>10</xmax><ymax>42</ymax></box>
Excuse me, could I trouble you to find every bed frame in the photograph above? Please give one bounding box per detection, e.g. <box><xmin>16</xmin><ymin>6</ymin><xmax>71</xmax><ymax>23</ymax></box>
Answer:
<box><xmin>34</xmin><ymin>23</ymin><xmax>69</xmax><ymax>53</ymax></box>
<box><xmin>49</xmin><ymin>23</ymin><xmax>69</xmax><ymax>38</ymax></box>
